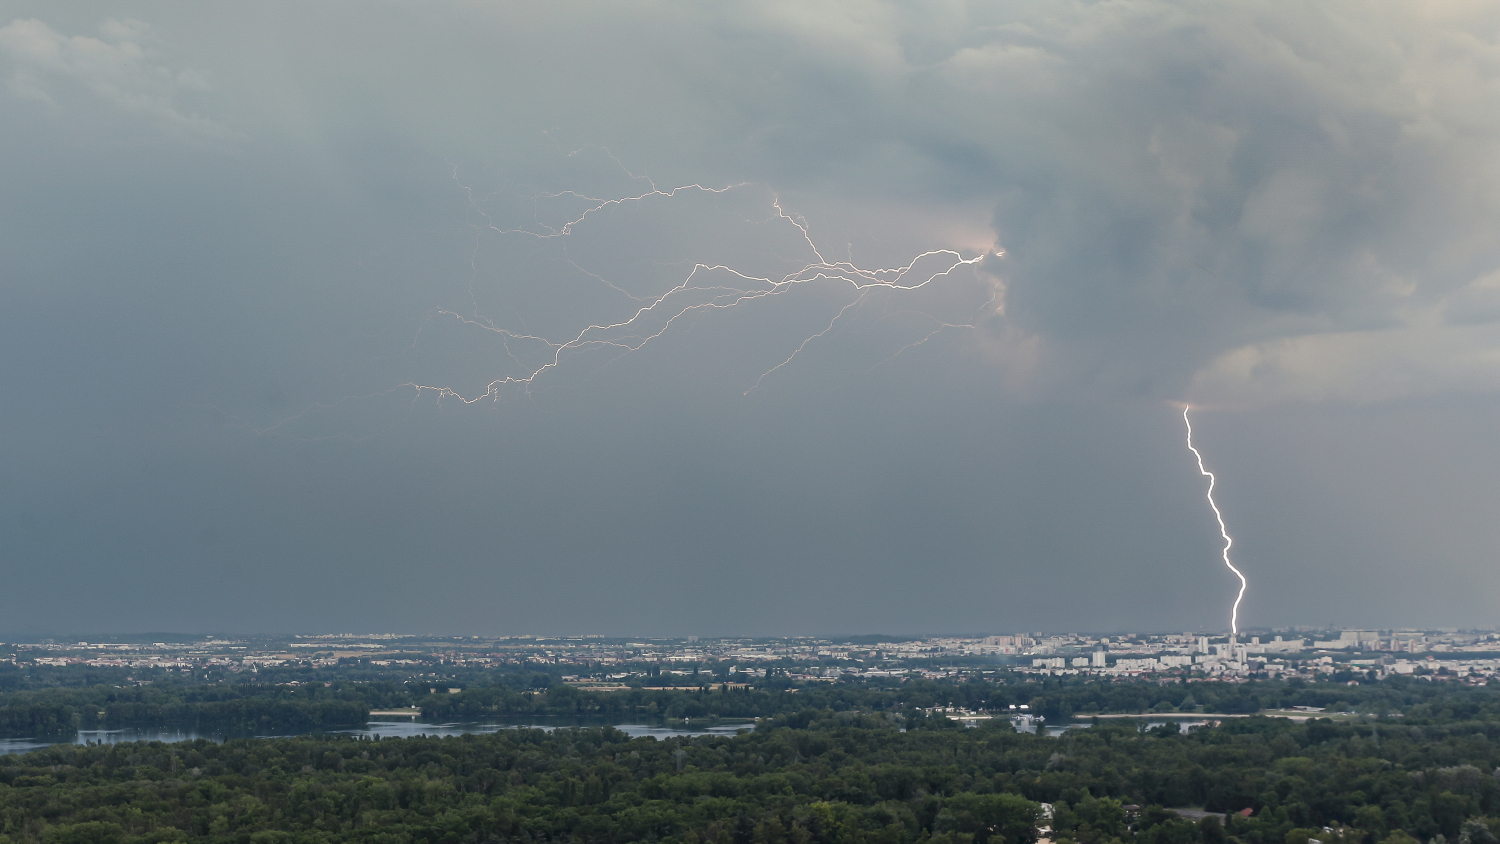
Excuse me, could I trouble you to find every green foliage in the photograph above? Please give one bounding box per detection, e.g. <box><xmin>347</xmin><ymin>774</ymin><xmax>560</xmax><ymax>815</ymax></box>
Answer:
<box><xmin>5</xmin><ymin>674</ymin><xmax>1500</xmax><ymax>842</ymax></box>
<box><xmin>8</xmin><ymin>669</ymin><xmax>1500</xmax><ymax>744</ymax></box>
<box><xmin>0</xmin><ymin>683</ymin><xmax>373</xmax><ymax>737</ymax></box>
<box><xmin>0</xmin><ymin>701</ymin><xmax>1497</xmax><ymax>843</ymax></box>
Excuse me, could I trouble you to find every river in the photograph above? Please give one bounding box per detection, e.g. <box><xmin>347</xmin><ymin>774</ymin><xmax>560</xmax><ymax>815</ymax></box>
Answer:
<box><xmin>0</xmin><ymin>715</ymin><xmax>1220</xmax><ymax>755</ymax></box>
<box><xmin>0</xmin><ymin>718</ymin><xmax>759</xmax><ymax>756</ymax></box>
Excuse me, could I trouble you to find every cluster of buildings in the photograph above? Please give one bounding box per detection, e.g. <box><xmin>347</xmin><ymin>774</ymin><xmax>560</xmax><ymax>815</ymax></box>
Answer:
<box><xmin>1023</xmin><ymin>630</ymin><xmax>1500</xmax><ymax>681</ymax></box>
<box><xmin>3</xmin><ymin>630</ymin><xmax>1498</xmax><ymax>684</ymax></box>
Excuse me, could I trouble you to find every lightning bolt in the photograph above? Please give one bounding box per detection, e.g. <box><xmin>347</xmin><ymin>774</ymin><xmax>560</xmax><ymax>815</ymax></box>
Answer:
<box><xmin>238</xmin><ymin>155</ymin><xmax>998</xmax><ymax>439</ymax></box>
<box><xmin>1182</xmin><ymin>405</ymin><xmax>1248</xmax><ymax>637</ymax></box>
<box><xmin>411</xmin><ymin>240</ymin><xmax>988</xmax><ymax>405</ymax></box>
<box><xmin>872</xmin><ymin>290</ymin><xmax>1001</xmax><ymax>370</ymax></box>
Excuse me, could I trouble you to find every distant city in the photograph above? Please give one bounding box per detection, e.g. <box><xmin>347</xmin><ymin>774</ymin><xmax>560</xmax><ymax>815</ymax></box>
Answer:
<box><xmin>10</xmin><ymin>628</ymin><xmax>1500</xmax><ymax>684</ymax></box>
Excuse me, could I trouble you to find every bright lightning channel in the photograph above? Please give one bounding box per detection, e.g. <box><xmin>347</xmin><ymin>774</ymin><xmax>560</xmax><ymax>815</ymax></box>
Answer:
<box><xmin>1182</xmin><ymin>405</ymin><xmax>1248</xmax><ymax>637</ymax></box>
<box><xmin>429</xmin><ymin>181</ymin><xmax>991</xmax><ymax>403</ymax></box>
<box><xmin>249</xmin><ymin>166</ymin><xmax>998</xmax><ymax>439</ymax></box>
<box><xmin>240</xmin><ymin>161</ymin><xmax>1002</xmax><ymax>443</ymax></box>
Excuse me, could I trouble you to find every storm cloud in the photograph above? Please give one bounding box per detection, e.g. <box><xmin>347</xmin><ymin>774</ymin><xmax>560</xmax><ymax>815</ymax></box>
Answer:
<box><xmin>3</xmin><ymin>2</ymin><xmax>1499</xmax><ymax>635</ymax></box>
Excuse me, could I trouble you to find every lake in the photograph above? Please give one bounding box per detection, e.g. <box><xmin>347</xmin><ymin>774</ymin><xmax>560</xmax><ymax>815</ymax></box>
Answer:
<box><xmin>0</xmin><ymin>718</ymin><xmax>758</xmax><ymax>756</ymax></box>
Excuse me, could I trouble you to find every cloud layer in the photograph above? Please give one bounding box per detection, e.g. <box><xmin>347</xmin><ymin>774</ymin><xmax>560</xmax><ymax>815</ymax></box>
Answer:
<box><xmin>3</xmin><ymin>1</ymin><xmax>1500</xmax><ymax>634</ymax></box>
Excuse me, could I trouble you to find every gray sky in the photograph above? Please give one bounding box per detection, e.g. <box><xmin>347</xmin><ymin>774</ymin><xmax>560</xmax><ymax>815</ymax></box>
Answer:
<box><xmin>3</xmin><ymin>1</ymin><xmax>1499</xmax><ymax>636</ymax></box>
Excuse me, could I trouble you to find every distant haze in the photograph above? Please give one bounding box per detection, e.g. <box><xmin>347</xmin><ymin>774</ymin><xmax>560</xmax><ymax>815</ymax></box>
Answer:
<box><xmin>3</xmin><ymin>2</ymin><xmax>1499</xmax><ymax>635</ymax></box>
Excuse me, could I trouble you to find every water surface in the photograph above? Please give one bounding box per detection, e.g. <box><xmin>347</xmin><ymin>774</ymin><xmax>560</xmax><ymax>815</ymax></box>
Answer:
<box><xmin>0</xmin><ymin>719</ymin><xmax>757</xmax><ymax>755</ymax></box>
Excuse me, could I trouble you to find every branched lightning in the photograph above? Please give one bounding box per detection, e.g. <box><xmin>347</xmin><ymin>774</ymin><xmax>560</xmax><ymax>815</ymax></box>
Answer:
<box><xmin>407</xmin><ymin>240</ymin><xmax>988</xmax><ymax>407</ymax></box>
<box><xmin>873</xmin><ymin>290</ymin><xmax>1001</xmax><ymax>370</ymax></box>
<box><xmin>242</xmin><ymin>154</ymin><xmax>998</xmax><ymax>439</ymax></box>
<box><xmin>1183</xmin><ymin>405</ymin><xmax>1248</xmax><ymax>636</ymax></box>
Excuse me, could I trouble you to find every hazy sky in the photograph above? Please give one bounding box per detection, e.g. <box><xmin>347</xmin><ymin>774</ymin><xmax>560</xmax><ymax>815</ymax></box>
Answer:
<box><xmin>3</xmin><ymin>1</ymin><xmax>1500</xmax><ymax>636</ymax></box>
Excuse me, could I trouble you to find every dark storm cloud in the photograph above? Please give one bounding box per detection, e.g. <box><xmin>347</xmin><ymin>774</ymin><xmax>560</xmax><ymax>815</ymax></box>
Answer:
<box><xmin>2</xmin><ymin>2</ymin><xmax>1499</xmax><ymax>634</ymax></box>
<box><xmin>653</xmin><ymin>1</ymin><xmax>1500</xmax><ymax>401</ymax></box>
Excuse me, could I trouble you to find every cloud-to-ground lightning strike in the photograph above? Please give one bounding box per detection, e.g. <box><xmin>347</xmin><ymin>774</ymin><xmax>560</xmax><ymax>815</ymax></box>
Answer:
<box><xmin>1183</xmin><ymin>405</ymin><xmax>1249</xmax><ymax>637</ymax></box>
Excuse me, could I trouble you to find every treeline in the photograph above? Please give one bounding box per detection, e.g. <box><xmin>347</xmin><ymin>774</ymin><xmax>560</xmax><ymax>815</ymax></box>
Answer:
<box><xmin>7</xmin><ymin>672</ymin><xmax>1500</xmax><ymax>738</ymax></box>
<box><xmin>422</xmin><ymin>676</ymin><xmax>1500</xmax><ymax>726</ymax></box>
<box><xmin>3</xmin><ymin>707</ymin><xmax>1500</xmax><ymax>843</ymax></box>
<box><xmin>0</xmin><ymin>684</ymin><xmax>378</xmax><ymax>737</ymax></box>
<box><xmin>95</xmin><ymin>699</ymin><xmax>368</xmax><ymax>734</ymax></box>
<box><xmin>1013</xmin><ymin>676</ymin><xmax>1500</xmax><ymax>722</ymax></box>
<box><xmin>421</xmin><ymin>682</ymin><xmax>918</xmax><ymax>723</ymax></box>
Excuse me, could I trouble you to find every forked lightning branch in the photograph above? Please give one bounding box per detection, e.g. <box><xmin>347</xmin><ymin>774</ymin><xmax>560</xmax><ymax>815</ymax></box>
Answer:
<box><xmin>252</xmin><ymin>168</ymin><xmax>999</xmax><ymax>437</ymax></box>
<box><xmin>423</xmin><ymin>160</ymin><xmax>1000</xmax><ymax>402</ymax></box>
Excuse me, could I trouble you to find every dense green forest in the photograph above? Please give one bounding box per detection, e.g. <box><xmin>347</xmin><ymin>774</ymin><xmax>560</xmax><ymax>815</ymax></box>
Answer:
<box><xmin>4</xmin><ymin>668</ymin><xmax>1500</xmax><ymax>739</ymax></box>
<box><xmin>3</xmin><ymin>705</ymin><xmax>1500</xmax><ymax>844</ymax></box>
<box><xmin>419</xmin><ymin>676</ymin><xmax>1500</xmax><ymax>725</ymax></box>
<box><xmin>0</xmin><ymin>684</ymin><xmax>376</xmax><ymax>737</ymax></box>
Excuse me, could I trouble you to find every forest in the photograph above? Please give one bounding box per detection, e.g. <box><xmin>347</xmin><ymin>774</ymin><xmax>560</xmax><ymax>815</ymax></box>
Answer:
<box><xmin>3</xmin><ymin>703</ymin><xmax>1500</xmax><ymax>844</ymax></box>
<box><xmin>2</xmin><ymin>666</ymin><xmax>1498</xmax><ymax>739</ymax></box>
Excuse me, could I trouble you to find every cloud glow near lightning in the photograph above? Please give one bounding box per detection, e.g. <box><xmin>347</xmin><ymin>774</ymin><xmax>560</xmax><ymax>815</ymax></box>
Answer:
<box><xmin>432</xmin><ymin>181</ymin><xmax>992</xmax><ymax>401</ymax></box>
<box><xmin>1183</xmin><ymin>405</ymin><xmax>1248</xmax><ymax>636</ymax></box>
<box><xmin>249</xmin><ymin>159</ymin><xmax>998</xmax><ymax>438</ymax></box>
